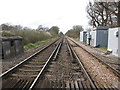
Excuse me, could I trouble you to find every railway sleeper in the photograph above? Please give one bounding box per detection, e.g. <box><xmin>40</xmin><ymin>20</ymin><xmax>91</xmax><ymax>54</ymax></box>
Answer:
<box><xmin>11</xmin><ymin>73</ymin><xmax>38</xmax><ymax>78</ymax></box>
<box><xmin>23</xmin><ymin>64</ymin><xmax>43</xmax><ymax>68</ymax></box>
<box><xmin>37</xmin><ymin>80</ymin><xmax>92</xmax><ymax>89</ymax></box>
<box><xmin>19</xmin><ymin>68</ymin><xmax>41</xmax><ymax>72</ymax></box>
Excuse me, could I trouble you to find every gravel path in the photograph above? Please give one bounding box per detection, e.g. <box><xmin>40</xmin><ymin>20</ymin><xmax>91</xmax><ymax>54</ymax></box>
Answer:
<box><xmin>67</xmin><ymin>37</ymin><xmax>119</xmax><ymax>88</ymax></box>
<box><xmin>69</xmin><ymin>38</ymin><xmax>119</xmax><ymax>71</ymax></box>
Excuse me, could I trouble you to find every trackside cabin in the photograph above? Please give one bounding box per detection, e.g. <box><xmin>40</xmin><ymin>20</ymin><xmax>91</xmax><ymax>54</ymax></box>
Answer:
<box><xmin>80</xmin><ymin>31</ymin><xmax>87</xmax><ymax>43</ymax></box>
<box><xmin>89</xmin><ymin>26</ymin><xmax>108</xmax><ymax>47</ymax></box>
<box><xmin>108</xmin><ymin>27</ymin><xmax>119</xmax><ymax>57</ymax></box>
<box><xmin>1</xmin><ymin>36</ymin><xmax>24</xmax><ymax>59</ymax></box>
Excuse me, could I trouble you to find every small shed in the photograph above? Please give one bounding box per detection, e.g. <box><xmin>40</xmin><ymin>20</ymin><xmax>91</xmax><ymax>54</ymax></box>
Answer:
<box><xmin>80</xmin><ymin>31</ymin><xmax>87</xmax><ymax>43</ymax></box>
<box><xmin>89</xmin><ymin>26</ymin><xmax>108</xmax><ymax>47</ymax></box>
<box><xmin>1</xmin><ymin>36</ymin><xmax>24</xmax><ymax>59</ymax></box>
<box><xmin>108</xmin><ymin>27</ymin><xmax>119</xmax><ymax>57</ymax></box>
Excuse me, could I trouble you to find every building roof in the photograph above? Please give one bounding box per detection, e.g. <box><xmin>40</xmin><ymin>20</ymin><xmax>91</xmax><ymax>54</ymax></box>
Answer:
<box><xmin>92</xmin><ymin>26</ymin><xmax>108</xmax><ymax>31</ymax></box>
<box><xmin>97</xmin><ymin>26</ymin><xmax>108</xmax><ymax>30</ymax></box>
<box><xmin>1</xmin><ymin>36</ymin><xmax>23</xmax><ymax>41</ymax></box>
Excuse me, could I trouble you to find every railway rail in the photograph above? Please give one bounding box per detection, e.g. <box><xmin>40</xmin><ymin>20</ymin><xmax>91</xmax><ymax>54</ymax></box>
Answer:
<box><xmin>31</xmin><ymin>38</ymin><xmax>96</xmax><ymax>89</ymax></box>
<box><xmin>67</xmin><ymin>37</ymin><xmax>120</xmax><ymax>89</ymax></box>
<box><xmin>1</xmin><ymin>37</ymin><xmax>97</xmax><ymax>89</ymax></box>
<box><xmin>1</xmin><ymin>38</ymin><xmax>61</xmax><ymax>89</ymax></box>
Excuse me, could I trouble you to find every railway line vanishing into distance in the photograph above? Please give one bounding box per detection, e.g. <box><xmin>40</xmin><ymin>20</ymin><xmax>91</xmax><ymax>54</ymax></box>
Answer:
<box><xmin>0</xmin><ymin>37</ymin><xmax>119</xmax><ymax>89</ymax></box>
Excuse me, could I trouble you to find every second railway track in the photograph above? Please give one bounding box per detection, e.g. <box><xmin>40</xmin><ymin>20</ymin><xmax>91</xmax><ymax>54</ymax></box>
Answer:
<box><xmin>67</xmin><ymin>37</ymin><xmax>120</xmax><ymax>89</ymax></box>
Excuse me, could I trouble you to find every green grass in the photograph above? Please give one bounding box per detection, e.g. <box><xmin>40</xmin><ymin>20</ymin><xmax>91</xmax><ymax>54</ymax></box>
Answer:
<box><xmin>99</xmin><ymin>47</ymin><xmax>107</xmax><ymax>50</ymax></box>
<box><xmin>73</xmin><ymin>38</ymin><xmax>80</xmax><ymax>41</ymax></box>
<box><xmin>24</xmin><ymin>39</ymin><xmax>54</xmax><ymax>50</ymax></box>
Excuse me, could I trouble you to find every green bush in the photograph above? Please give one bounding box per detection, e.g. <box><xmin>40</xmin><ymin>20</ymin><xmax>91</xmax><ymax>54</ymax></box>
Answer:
<box><xmin>10</xmin><ymin>30</ymin><xmax>52</xmax><ymax>45</ymax></box>
<box><xmin>24</xmin><ymin>39</ymin><xmax>52</xmax><ymax>50</ymax></box>
<box><xmin>1</xmin><ymin>24</ymin><xmax>60</xmax><ymax>47</ymax></box>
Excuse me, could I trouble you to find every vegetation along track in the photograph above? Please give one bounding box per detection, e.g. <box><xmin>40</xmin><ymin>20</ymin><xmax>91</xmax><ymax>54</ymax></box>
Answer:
<box><xmin>1</xmin><ymin>38</ymin><xmax>62</xmax><ymax>89</ymax></box>
<box><xmin>33</xmin><ymin>37</ymin><xmax>96</xmax><ymax>89</ymax></box>
<box><xmin>67</xmin><ymin>37</ymin><xmax>120</xmax><ymax>89</ymax></box>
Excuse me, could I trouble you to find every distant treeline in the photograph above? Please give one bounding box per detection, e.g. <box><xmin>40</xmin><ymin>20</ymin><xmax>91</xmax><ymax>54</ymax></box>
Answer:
<box><xmin>65</xmin><ymin>25</ymin><xmax>83</xmax><ymax>39</ymax></box>
<box><xmin>1</xmin><ymin>23</ymin><xmax>63</xmax><ymax>45</ymax></box>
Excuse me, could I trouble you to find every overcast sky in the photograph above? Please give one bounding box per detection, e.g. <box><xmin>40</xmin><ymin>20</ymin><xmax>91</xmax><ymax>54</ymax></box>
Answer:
<box><xmin>0</xmin><ymin>0</ymin><xmax>90</xmax><ymax>33</ymax></box>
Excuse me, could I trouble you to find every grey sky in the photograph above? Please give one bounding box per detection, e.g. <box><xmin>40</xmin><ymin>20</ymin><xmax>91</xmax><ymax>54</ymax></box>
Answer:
<box><xmin>0</xmin><ymin>0</ymin><xmax>90</xmax><ymax>33</ymax></box>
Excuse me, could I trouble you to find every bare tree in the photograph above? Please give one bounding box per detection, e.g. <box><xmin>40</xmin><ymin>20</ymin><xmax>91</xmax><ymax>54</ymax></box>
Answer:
<box><xmin>65</xmin><ymin>25</ymin><xmax>83</xmax><ymax>38</ymax></box>
<box><xmin>86</xmin><ymin>1</ymin><xmax>118</xmax><ymax>28</ymax></box>
<box><xmin>118</xmin><ymin>1</ymin><xmax>120</xmax><ymax>26</ymax></box>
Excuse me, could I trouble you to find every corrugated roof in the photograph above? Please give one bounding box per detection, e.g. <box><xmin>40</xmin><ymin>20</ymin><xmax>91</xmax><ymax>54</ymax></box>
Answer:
<box><xmin>0</xmin><ymin>36</ymin><xmax>23</xmax><ymax>41</ymax></box>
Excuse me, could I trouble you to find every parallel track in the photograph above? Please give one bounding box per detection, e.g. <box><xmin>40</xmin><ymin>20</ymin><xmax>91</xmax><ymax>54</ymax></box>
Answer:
<box><xmin>67</xmin><ymin>37</ymin><xmax>120</xmax><ymax>77</ymax></box>
<box><xmin>1</xmin><ymin>37</ymin><xmax>97</xmax><ymax>89</ymax></box>
<box><xmin>67</xmin><ymin>37</ymin><xmax>120</xmax><ymax>89</ymax></box>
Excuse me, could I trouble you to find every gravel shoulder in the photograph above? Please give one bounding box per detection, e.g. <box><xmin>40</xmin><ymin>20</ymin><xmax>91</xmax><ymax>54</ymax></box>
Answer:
<box><xmin>67</xmin><ymin>37</ymin><xmax>119</xmax><ymax>88</ymax></box>
<box><xmin>69</xmin><ymin>38</ymin><xmax>119</xmax><ymax>71</ymax></box>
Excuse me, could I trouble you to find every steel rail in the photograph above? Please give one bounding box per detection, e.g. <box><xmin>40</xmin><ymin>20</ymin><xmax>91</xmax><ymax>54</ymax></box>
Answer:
<box><xmin>0</xmin><ymin>38</ymin><xmax>59</xmax><ymax>78</ymax></box>
<box><xmin>66</xmin><ymin>41</ymin><xmax>75</xmax><ymax>63</ymax></box>
<box><xmin>68</xmin><ymin>37</ymin><xmax>120</xmax><ymax>78</ymax></box>
<box><xmin>29</xmin><ymin>39</ymin><xmax>63</xmax><ymax>90</ymax></box>
<box><xmin>66</xmin><ymin>39</ymin><xmax>97</xmax><ymax>89</ymax></box>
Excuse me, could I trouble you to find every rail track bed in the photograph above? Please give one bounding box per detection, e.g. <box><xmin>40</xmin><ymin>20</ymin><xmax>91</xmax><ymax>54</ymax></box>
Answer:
<box><xmin>1</xmin><ymin>39</ymin><xmax>61</xmax><ymax>89</ymax></box>
<box><xmin>34</xmin><ymin>38</ymin><xmax>96</xmax><ymax>89</ymax></box>
<box><xmin>1</xmin><ymin>37</ymin><xmax>119</xmax><ymax>89</ymax></box>
<box><xmin>1</xmin><ymin>37</ymin><xmax>96</xmax><ymax>89</ymax></box>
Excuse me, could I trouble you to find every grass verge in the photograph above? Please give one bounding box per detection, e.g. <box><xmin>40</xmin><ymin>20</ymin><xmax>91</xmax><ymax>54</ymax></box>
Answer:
<box><xmin>24</xmin><ymin>38</ymin><xmax>55</xmax><ymax>50</ymax></box>
<box><xmin>99</xmin><ymin>47</ymin><xmax>107</xmax><ymax>50</ymax></box>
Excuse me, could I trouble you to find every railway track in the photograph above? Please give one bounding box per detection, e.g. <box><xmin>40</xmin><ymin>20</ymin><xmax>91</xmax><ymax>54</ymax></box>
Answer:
<box><xmin>1</xmin><ymin>37</ymin><xmax>97</xmax><ymax>89</ymax></box>
<box><xmin>31</xmin><ymin>38</ymin><xmax>96</xmax><ymax>89</ymax></box>
<box><xmin>1</xmin><ymin>38</ymin><xmax>62</xmax><ymax>89</ymax></box>
<box><xmin>67</xmin><ymin>37</ymin><xmax>120</xmax><ymax>89</ymax></box>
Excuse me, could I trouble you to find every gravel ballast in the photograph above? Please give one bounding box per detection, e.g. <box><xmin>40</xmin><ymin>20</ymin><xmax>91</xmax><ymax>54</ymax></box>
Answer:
<box><xmin>67</xmin><ymin>37</ymin><xmax>119</xmax><ymax>88</ymax></box>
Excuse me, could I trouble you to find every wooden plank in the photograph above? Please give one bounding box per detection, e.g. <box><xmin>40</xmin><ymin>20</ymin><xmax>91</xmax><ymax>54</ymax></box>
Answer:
<box><xmin>81</xmin><ymin>81</ymin><xmax>87</xmax><ymax>89</ymax></box>
<box><xmin>58</xmin><ymin>80</ymin><xmax>62</xmax><ymax>88</ymax></box>
<box><xmin>66</xmin><ymin>81</ymin><xmax>70</xmax><ymax>89</ymax></box>
<box><xmin>78</xmin><ymin>81</ymin><xmax>83</xmax><ymax>90</ymax></box>
<box><xmin>70</xmin><ymin>81</ymin><xmax>75</xmax><ymax>90</ymax></box>
<box><xmin>62</xmin><ymin>80</ymin><xmax>66</xmax><ymax>89</ymax></box>
<box><xmin>19</xmin><ymin>69</ymin><xmax>40</xmax><ymax>72</ymax></box>
<box><xmin>74</xmin><ymin>81</ymin><xmax>79</xmax><ymax>90</ymax></box>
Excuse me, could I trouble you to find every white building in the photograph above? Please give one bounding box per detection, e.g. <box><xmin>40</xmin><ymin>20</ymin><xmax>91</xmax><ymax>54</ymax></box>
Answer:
<box><xmin>108</xmin><ymin>27</ymin><xmax>119</xmax><ymax>57</ymax></box>
<box><xmin>80</xmin><ymin>31</ymin><xmax>87</xmax><ymax>43</ymax></box>
<box><xmin>0</xmin><ymin>25</ymin><xmax>2</xmax><ymax>30</ymax></box>
<box><xmin>89</xmin><ymin>26</ymin><xmax>108</xmax><ymax>47</ymax></box>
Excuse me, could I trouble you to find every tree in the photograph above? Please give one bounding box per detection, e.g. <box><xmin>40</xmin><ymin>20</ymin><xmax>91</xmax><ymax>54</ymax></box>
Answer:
<box><xmin>1</xmin><ymin>23</ymin><xmax>23</xmax><ymax>31</ymax></box>
<box><xmin>118</xmin><ymin>1</ymin><xmax>120</xmax><ymax>26</ymax></box>
<box><xmin>48</xmin><ymin>26</ymin><xmax>59</xmax><ymax>37</ymax></box>
<box><xmin>59</xmin><ymin>32</ymin><xmax>64</xmax><ymax>36</ymax></box>
<box><xmin>37</xmin><ymin>25</ymin><xmax>49</xmax><ymax>31</ymax></box>
<box><xmin>65</xmin><ymin>25</ymin><xmax>83</xmax><ymax>38</ymax></box>
<box><xmin>86</xmin><ymin>1</ymin><xmax>118</xmax><ymax>28</ymax></box>
<box><xmin>37</xmin><ymin>25</ymin><xmax>43</xmax><ymax>30</ymax></box>
<box><xmin>1</xmin><ymin>23</ymin><xmax>14</xmax><ymax>31</ymax></box>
